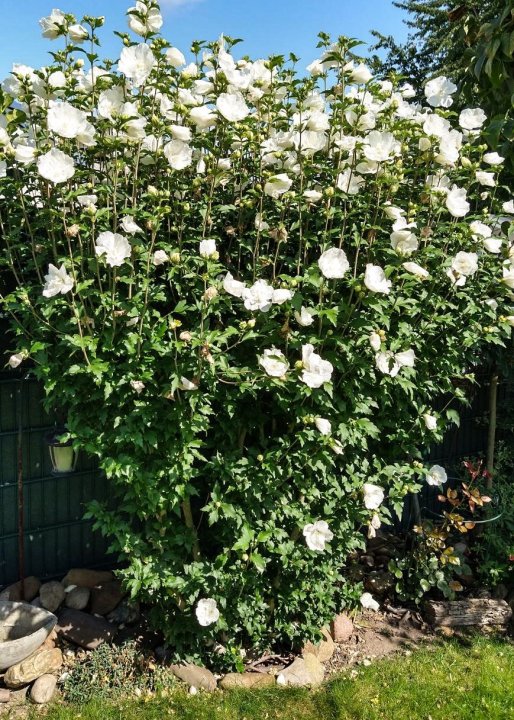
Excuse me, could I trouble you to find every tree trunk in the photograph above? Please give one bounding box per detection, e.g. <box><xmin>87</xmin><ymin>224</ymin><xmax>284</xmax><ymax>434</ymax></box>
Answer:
<box><xmin>424</xmin><ymin>598</ymin><xmax>512</xmax><ymax>626</ymax></box>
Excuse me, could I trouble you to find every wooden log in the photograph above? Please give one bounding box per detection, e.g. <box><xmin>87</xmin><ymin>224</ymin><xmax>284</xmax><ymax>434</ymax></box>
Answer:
<box><xmin>424</xmin><ymin>599</ymin><xmax>512</xmax><ymax>627</ymax></box>
<box><xmin>0</xmin><ymin>689</ymin><xmax>11</xmax><ymax>703</ymax></box>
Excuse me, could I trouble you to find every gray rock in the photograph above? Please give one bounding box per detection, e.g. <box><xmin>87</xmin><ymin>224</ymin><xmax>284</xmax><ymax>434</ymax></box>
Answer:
<box><xmin>154</xmin><ymin>645</ymin><xmax>171</xmax><ymax>662</ymax></box>
<box><xmin>90</xmin><ymin>580</ymin><xmax>125</xmax><ymax>616</ymax></box>
<box><xmin>107</xmin><ymin>599</ymin><xmax>140</xmax><ymax>626</ymax></box>
<box><xmin>65</xmin><ymin>587</ymin><xmax>90</xmax><ymax>611</ymax></box>
<box><xmin>30</xmin><ymin>674</ymin><xmax>57</xmax><ymax>704</ymax></box>
<box><xmin>220</xmin><ymin>673</ymin><xmax>275</xmax><ymax>689</ymax></box>
<box><xmin>61</xmin><ymin>569</ymin><xmax>114</xmax><ymax>590</ymax></box>
<box><xmin>4</xmin><ymin>648</ymin><xmax>63</xmax><ymax>688</ymax></box>
<box><xmin>0</xmin><ymin>577</ymin><xmax>41</xmax><ymax>603</ymax></box>
<box><xmin>493</xmin><ymin>584</ymin><xmax>508</xmax><ymax>601</ymax></box>
<box><xmin>40</xmin><ymin>582</ymin><xmax>65</xmax><ymax>613</ymax></box>
<box><xmin>277</xmin><ymin>653</ymin><xmax>325</xmax><ymax>687</ymax></box>
<box><xmin>331</xmin><ymin>613</ymin><xmax>354</xmax><ymax>643</ymax></box>
<box><xmin>56</xmin><ymin>608</ymin><xmax>116</xmax><ymax>650</ymax></box>
<box><xmin>364</xmin><ymin>571</ymin><xmax>395</xmax><ymax>596</ymax></box>
<box><xmin>170</xmin><ymin>663</ymin><xmax>217</xmax><ymax>691</ymax></box>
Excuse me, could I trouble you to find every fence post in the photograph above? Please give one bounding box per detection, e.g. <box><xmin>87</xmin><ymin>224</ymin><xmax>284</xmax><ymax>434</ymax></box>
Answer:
<box><xmin>486</xmin><ymin>371</ymin><xmax>498</xmax><ymax>488</ymax></box>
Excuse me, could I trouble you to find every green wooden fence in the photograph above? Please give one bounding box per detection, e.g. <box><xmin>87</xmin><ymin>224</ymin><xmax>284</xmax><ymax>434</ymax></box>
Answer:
<box><xmin>0</xmin><ymin>371</ymin><xmax>112</xmax><ymax>587</ymax></box>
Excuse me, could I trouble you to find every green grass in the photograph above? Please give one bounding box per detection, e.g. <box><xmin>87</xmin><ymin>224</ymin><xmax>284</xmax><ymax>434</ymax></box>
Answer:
<box><xmin>39</xmin><ymin>636</ymin><xmax>514</xmax><ymax>720</ymax></box>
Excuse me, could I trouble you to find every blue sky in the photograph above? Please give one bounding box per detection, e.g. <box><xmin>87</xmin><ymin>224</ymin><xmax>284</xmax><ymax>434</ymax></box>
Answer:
<box><xmin>0</xmin><ymin>0</ymin><xmax>409</xmax><ymax>78</ymax></box>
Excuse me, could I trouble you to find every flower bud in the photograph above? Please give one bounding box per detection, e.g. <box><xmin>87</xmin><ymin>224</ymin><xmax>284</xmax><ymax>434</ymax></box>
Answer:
<box><xmin>247</xmin><ymin>318</ymin><xmax>256</xmax><ymax>328</ymax></box>
<box><xmin>169</xmin><ymin>318</ymin><xmax>182</xmax><ymax>329</ymax></box>
<box><xmin>66</xmin><ymin>224</ymin><xmax>80</xmax><ymax>238</ymax></box>
<box><xmin>179</xmin><ymin>331</ymin><xmax>192</xmax><ymax>341</ymax></box>
<box><xmin>203</xmin><ymin>286</ymin><xmax>218</xmax><ymax>302</ymax></box>
<box><xmin>324</xmin><ymin>187</ymin><xmax>335</xmax><ymax>198</ymax></box>
<box><xmin>170</xmin><ymin>252</ymin><xmax>181</xmax><ymax>264</ymax></box>
<box><xmin>8</xmin><ymin>352</ymin><xmax>25</xmax><ymax>369</ymax></box>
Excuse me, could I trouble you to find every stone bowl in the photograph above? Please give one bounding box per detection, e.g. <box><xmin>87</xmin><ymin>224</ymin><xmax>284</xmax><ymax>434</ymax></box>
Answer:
<box><xmin>0</xmin><ymin>600</ymin><xmax>57</xmax><ymax>670</ymax></box>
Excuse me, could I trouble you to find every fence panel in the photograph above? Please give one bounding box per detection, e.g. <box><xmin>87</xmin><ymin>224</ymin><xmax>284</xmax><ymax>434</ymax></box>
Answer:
<box><xmin>0</xmin><ymin>371</ymin><xmax>113</xmax><ymax>587</ymax></box>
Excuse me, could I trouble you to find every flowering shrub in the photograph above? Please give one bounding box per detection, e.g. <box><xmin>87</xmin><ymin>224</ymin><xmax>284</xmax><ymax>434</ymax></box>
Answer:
<box><xmin>1</xmin><ymin>2</ymin><xmax>514</xmax><ymax>666</ymax></box>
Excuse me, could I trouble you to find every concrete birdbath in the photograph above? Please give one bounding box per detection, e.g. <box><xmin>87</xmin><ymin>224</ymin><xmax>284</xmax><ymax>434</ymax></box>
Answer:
<box><xmin>0</xmin><ymin>601</ymin><xmax>57</xmax><ymax>670</ymax></box>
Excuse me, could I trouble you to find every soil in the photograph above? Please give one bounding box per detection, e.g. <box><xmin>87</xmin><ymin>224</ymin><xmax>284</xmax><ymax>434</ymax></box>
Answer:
<box><xmin>326</xmin><ymin>607</ymin><xmax>433</xmax><ymax>675</ymax></box>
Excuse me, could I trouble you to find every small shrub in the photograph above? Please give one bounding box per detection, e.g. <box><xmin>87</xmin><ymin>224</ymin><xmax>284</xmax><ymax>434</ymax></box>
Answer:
<box><xmin>63</xmin><ymin>641</ymin><xmax>176</xmax><ymax>704</ymax></box>
<box><xmin>475</xmin><ymin>442</ymin><xmax>514</xmax><ymax>588</ymax></box>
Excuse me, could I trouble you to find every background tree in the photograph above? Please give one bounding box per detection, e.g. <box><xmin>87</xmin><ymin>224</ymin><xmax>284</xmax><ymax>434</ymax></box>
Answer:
<box><xmin>371</xmin><ymin>1</ymin><xmax>513</xmax><ymax>159</ymax></box>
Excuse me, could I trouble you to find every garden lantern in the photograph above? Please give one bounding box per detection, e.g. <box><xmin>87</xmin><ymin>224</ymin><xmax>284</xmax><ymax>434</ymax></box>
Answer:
<box><xmin>45</xmin><ymin>429</ymin><xmax>78</xmax><ymax>474</ymax></box>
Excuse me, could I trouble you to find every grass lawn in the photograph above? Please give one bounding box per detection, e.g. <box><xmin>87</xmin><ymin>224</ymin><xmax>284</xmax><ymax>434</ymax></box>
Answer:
<box><xmin>37</xmin><ymin>636</ymin><xmax>514</xmax><ymax>720</ymax></box>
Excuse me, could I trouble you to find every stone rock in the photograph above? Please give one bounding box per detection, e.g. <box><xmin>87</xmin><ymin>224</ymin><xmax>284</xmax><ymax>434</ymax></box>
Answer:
<box><xmin>170</xmin><ymin>663</ymin><xmax>217</xmax><ymax>692</ymax></box>
<box><xmin>437</xmin><ymin>626</ymin><xmax>455</xmax><ymax>638</ymax></box>
<box><xmin>220</xmin><ymin>673</ymin><xmax>275</xmax><ymax>690</ymax></box>
<box><xmin>107</xmin><ymin>599</ymin><xmax>140</xmax><ymax>626</ymax></box>
<box><xmin>277</xmin><ymin>653</ymin><xmax>325</xmax><ymax>687</ymax></box>
<box><xmin>4</xmin><ymin>648</ymin><xmax>63</xmax><ymax>689</ymax></box>
<box><xmin>30</xmin><ymin>674</ymin><xmax>57</xmax><ymax>704</ymax></box>
<box><xmin>331</xmin><ymin>613</ymin><xmax>354</xmax><ymax>643</ymax></box>
<box><xmin>41</xmin><ymin>629</ymin><xmax>58</xmax><ymax>651</ymax></box>
<box><xmin>364</xmin><ymin>571</ymin><xmax>395</xmax><ymax>596</ymax></box>
<box><xmin>40</xmin><ymin>581</ymin><xmax>65</xmax><ymax>613</ymax></box>
<box><xmin>154</xmin><ymin>645</ymin><xmax>171</xmax><ymax>662</ymax></box>
<box><xmin>302</xmin><ymin>626</ymin><xmax>335</xmax><ymax>662</ymax></box>
<box><xmin>0</xmin><ymin>577</ymin><xmax>41</xmax><ymax>602</ymax></box>
<box><xmin>90</xmin><ymin>580</ymin><xmax>125</xmax><ymax>616</ymax></box>
<box><xmin>0</xmin><ymin>689</ymin><xmax>10</xmax><ymax>703</ymax></box>
<box><xmin>7</xmin><ymin>686</ymin><xmax>29</xmax><ymax>705</ymax></box>
<box><xmin>493</xmin><ymin>584</ymin><xmax>508</xmax><ymax>601</ymax></box>
<box><xmin>61</xmin><ymin>569</ymin><xmax>114</xmax><ymax>590</ymax></box>
<box><xmin>455</xmin><ymin>572</ymin><xmax>475</xmax><ymax>588</ymax></box>
<box><xmin>31</xmin><ymin>597</ymin><xmax>43</xmax><ymax>608</ymax></box>
<box><xmin>56</xmin><ymin>608</ymin><xmax>116</xmax><ymax>650</ymax></box>
<box><xmin>65</xmin><ymin>586</ymin><xmax>90</xmax><ymax>611</ymax></box>
<box><xmin>360</xmin><ymin>555</ymin><xmax>375</xmax><ymax>567</ymax></box>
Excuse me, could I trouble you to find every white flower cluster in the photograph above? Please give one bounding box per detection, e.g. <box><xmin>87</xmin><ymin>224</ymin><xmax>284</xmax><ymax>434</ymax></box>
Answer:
<box><xmin>1</xmin><ymin>4</ymin><xmax>513</xmax><ymax>630</ymax></box>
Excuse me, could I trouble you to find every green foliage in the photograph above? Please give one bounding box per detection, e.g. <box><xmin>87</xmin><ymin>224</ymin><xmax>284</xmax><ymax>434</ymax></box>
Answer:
<box><xmin>389</xmin><ymin>522</ymin><xmax>470</xmax><ymax>603</ymax></box>
<box><xmin>390</xmin><ymin>460</ymin><xmax>495</xmax><ymax>602</ymax></box>
<box><xmin>475</xmin><ymin>441</ymin><xmax>514</xmax><ymax>587</ymax></box>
